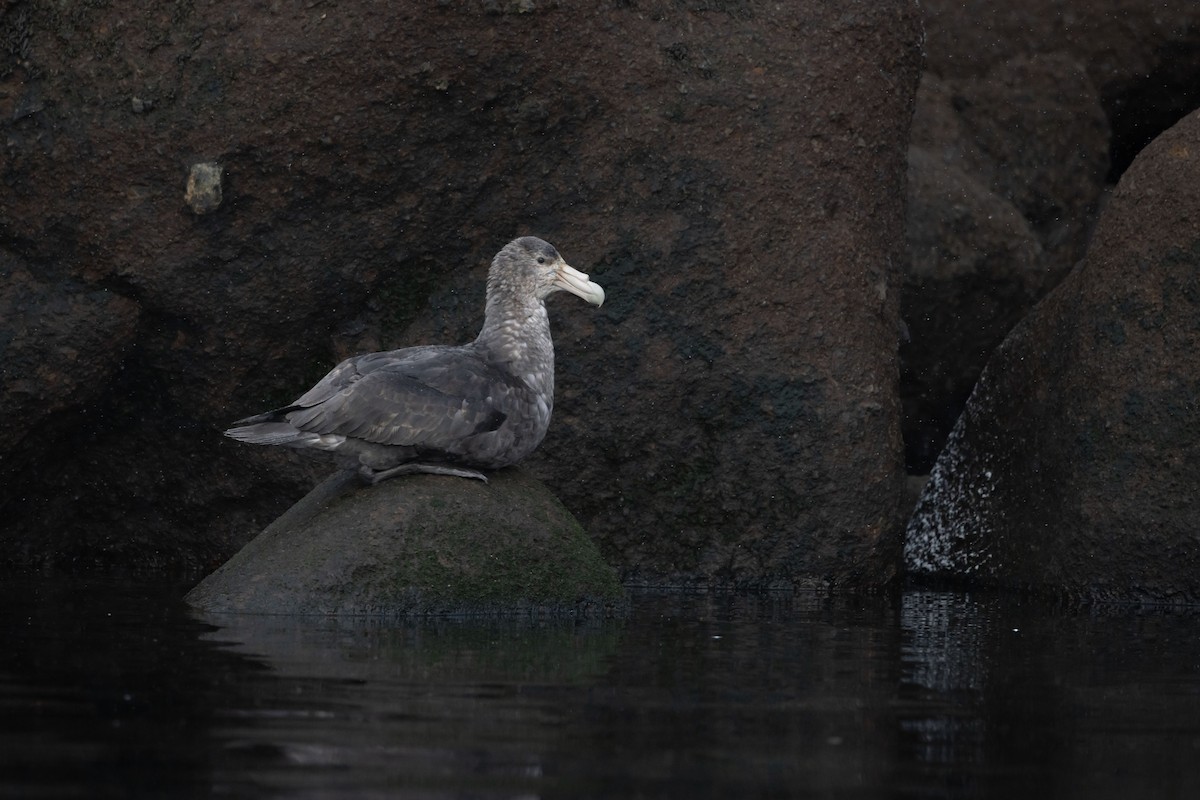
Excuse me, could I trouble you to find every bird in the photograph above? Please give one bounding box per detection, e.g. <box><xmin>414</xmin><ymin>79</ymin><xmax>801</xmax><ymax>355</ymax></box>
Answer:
<box><xmin>224</xmin><ymin>236</ymin><xmax>605</xmax><ymax>484</ymax></box>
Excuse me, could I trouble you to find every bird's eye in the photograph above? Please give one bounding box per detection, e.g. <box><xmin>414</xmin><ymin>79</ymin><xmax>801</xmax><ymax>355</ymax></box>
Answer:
<box><xmin>536</xmin><ymin>257</ymin><xmax>546</xmax><ymax>264</ymax></box>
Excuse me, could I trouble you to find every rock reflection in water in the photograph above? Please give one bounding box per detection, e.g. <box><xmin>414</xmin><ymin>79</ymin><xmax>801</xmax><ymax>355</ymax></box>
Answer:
<box><xmin>5</xmin><ymin>578</ymin><xmax>1200</xmax><ymax>798</ymax></box>
<box><xmin>195</xmin><ymin>611</ymin><xmax>622</xmax><ymax>794</ymax></box>
<box><xmin>899</xmin><ymin>591</ymin><xmax>990</xmax><ymax>779</ymax></box>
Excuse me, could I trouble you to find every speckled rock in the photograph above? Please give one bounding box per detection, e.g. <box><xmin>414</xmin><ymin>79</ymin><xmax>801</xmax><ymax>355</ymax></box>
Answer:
<box><xmin>185</xmin><ymin>468</ymin><xmax>624</xmax><ymax>617</ymax></box>
<box><xmin>906</xmin><ymin>109</ymin><xmax>1200</xmax><ymax>603</ymax></box>
<box><xmin>900</xmin><ymin>1</ymin><xmax>1197</xmax><ymax>472</ymax></box>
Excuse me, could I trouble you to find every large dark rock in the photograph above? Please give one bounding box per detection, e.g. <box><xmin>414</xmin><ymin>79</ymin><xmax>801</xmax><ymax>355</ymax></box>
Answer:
<box><xmin>921</xmin><ymin>0</ymin><xmax>1200</xmax><ymax>178</ymax></box>
<box><xmin>899</xmin><ymin>1</ymin><xmax>1199</xmax><ymax>471</ymax></box>
<box><xmin>901</xmin><ymin>60</ymin><xmax>1109</xmax><ymax>470</ymax></box>
<box><xmin>0</xmin><ymin>252</ymin><xmax>140</xmax><ymax>456</ymax></box>
<box><xmin>186</xmin><ymin>468</ymin><xmax>623</xmax><ymax>617</ymax></box>
<box><xmin>0</xmin><ymin>1</ymin><xmax>923</xmax><ymax>588</ymax></box>
<box><xmin>912</xmin><ymin>59</ymin><xmax>1110</xmax><ymax>278</ymax></box>
<box><xmin>900</xmin><ymin>146</ymin><xmax>1047</xmax><ymax>469</ymax></box>
<box><xmin>467</xmin><ymin>2</ymin><xmax>923</xmax><ymax>587</ymax></box>
<box><xmin>906</xmin><ymin>109</ymin><xmax>1200</xmax><ymax>603</ymax></box>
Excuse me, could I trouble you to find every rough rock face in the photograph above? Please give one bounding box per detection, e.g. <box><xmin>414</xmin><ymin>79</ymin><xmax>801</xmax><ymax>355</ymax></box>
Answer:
<box><xmin>186</xmin><ymin>469</ymin><xmax>623</xmax><ymax>617</ymax></box>
<box><xmin>900</xmin><ymin>1</ymin><xmax>1200</xmax><ymax>471</ymax></box>
<box><xmin>901</xmin><ymin>146</ymin><xmax>1047</xmax><ymax>469</ymax></box>
<box><xmin>906</xmin><ymin>109</ymin><xmax>1200</xmax><ymax>603</ymax></box>
<box><xmin>901</xmin><ymin>60</ymin><xmax>1110</xmax><ymax>470</ymax></box>
<box><xmin>0</xmin><ymin>252</ymin><xmax>140</xmax><ymax>456</ymax></box>
<box><xmin>0</xmin><ymin>1</ymin><xmax>922</xmax><ymax>586</ymax></box>
<box><xmin>922</xmin><ymin>0</ymin><xmax>1200</xmax><ymax>179</ymax></box>
<box><xmin>911</xmin><ymin>59</ymin><xmax>1110</xmax><ymax>280</ymax></box>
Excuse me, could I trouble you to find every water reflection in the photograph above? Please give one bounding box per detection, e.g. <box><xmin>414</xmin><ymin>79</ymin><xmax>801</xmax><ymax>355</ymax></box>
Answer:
<box><xmin>3</xmin><ymin>576</ymin><xmax>1200</xmax><ymax>798</ymax></box>
<box><xmin>899</xmin><ymin>591</ymin><xmax>991</xmax><ymax>789</ymax></box>
<box><xmin>0</xmin><ymin>575</ymin><xmax>246</xmax><ymax>798</ymax></box>
<box><xmin>902</xmin><ymin>590</ymin><xmax>991</xmax><ymax>694</ymax></box>
<box><xmin>195</xmin><ymin>613</ymin><xmax>622</xmax><ymax>796</ymax></box>
<box><xmin>194</xmin><ymin>593</ymin><xmax>905</xmax><ymax>798</ymax></box>
<box><xmin>898</xmin><ymin>591</ymin><xmax>1200</xmax><ymax>799</ymax></box>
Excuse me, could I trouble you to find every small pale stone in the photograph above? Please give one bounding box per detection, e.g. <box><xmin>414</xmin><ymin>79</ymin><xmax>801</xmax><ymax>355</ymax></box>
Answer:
<box><xmin>185</xmin><ymin>162</ymin><xmax>223</xmax><ymax>215</ymax></box>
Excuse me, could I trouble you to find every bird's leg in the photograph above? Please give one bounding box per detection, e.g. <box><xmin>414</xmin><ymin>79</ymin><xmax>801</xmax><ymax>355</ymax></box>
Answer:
<box><xmin>358</xmin><ymin>463</ymin><xmax>489</xmax><ymax>485</ymax></box>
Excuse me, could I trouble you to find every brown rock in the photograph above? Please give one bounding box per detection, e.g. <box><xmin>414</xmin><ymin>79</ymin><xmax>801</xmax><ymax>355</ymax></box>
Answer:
<box><xmin>0</xmin><ymin>1</ymin><xmax>923</xmax><ymax>587</ymax></box>
<box><xmin>901</xmin><ymin>146</ymin><xmax>1047</xmax><ymax>470</ymax></box>
<box><xmin>906</xmin><ymin>109</ymin><xmax>1200</xmax><ymax>603</ymax></box>
<box><xmin>0</xmin><ymin>252</ymin><xmax>139</xmax><ymax>459</ymax></box>
<box><xmin>184</xmin><ymin>162</ymin><xmax>223</xmax><ymax>214</ymax></box>
<box><xmin>901</xmin><ymin>59</ymin><xmax>1109</xmax><ymax>469</ymax></box>
<box><xmin>932</xmin><ymin>56</ymin><xmax>1110</xmax><ymax>275</ymax></box>
<box><xmin>903</xmin><ymin>4</ymin><xmax>1195</xmax><ymax>473</ymax></box>
<box><xmin>921</xmin><ymin>0</ymin><xmax>1200</xmax><ymax>178</ymax></box>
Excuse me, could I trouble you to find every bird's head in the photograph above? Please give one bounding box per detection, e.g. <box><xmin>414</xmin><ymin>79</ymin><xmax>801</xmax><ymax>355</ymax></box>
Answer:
<box><xmin>491</xmin><ymin>236</ymin><xmax>605</xmax><ymax>308</ymax></box>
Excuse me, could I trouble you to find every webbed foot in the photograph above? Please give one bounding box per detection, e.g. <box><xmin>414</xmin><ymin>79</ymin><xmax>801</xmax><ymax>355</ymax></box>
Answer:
<box><xmin>358</xmin><ymin>463</ymin><xmax>489</xmax><ymax>485</ymax></box>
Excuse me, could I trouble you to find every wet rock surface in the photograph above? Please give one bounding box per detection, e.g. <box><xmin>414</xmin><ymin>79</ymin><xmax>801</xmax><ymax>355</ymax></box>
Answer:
<box><xmin>185</xmin><ymin>468</ymin><xmax>623</xmax><ymax>617</ymax></box>
<box><xmin>906</xmin><ymin>109</ymin><xmax>1200</xmax><ymax>603</ymax></box>
<box><xmin>901</xmin><ymin>145</ymin><xmax>1048</xmax><ymax>470</ymax></box>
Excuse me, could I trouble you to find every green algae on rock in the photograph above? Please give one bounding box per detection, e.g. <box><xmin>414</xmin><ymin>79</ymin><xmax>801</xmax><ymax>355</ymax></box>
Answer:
<box><xmin>185</xmin><ymin>468</ymin><xmax>623</xmax><ymax>617</ymax></box>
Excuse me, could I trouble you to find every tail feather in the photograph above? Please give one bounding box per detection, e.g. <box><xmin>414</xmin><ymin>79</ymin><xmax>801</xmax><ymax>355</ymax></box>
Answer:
<box><xmin>224</xmin><ymin>421</ymin><xmax>308</xmax><ymax>446</ymax></box>
<box><xmin>229</xmin><ymin>406</ymin><xmax>299</xmax><ymax>427</ymax></box>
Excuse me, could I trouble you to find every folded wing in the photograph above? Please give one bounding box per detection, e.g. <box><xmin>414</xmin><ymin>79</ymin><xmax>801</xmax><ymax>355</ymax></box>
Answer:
<box><xmin>277</xmin><ymin>346</ymin><xmax>520</xmax><ymax>452</ymax></box>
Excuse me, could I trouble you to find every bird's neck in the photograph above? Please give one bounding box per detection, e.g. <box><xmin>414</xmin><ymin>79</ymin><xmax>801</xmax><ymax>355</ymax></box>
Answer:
<box><xmin>476</xmin><ymin>296</ymin><xmax>556</xmax><ymax>387</ymax></box>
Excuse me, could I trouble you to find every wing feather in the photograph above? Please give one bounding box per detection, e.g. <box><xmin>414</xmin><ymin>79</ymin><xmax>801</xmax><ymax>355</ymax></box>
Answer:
<box><xmin>282</xmin><ymin>345</ymin><xmax>524</xmax><ymax>452</ymax></box>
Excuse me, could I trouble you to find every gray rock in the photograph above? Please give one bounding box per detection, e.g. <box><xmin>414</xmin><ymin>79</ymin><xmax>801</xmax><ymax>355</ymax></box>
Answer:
<box><xmin>184</xmin><ymin>162</ymin><xmax>223</xmax><ymax>214</ymax></box>
<box><xmin>185</xmin><ymin>468</ymin><xmax>624</xmax><ymax>617</ymax></box>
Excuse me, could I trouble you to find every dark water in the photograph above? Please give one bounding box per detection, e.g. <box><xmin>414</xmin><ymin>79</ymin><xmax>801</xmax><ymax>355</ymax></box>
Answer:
<box><xmin>3</xmin><ymin>576</ymin><xmax>1199</xmax><ymax>799</ymax></box>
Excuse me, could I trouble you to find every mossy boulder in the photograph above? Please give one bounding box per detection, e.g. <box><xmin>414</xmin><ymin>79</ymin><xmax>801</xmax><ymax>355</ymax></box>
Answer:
<box><xmin>185</xmin><ymin>468</ymin><xmax>623</xmax><ymax>617</ymax></box>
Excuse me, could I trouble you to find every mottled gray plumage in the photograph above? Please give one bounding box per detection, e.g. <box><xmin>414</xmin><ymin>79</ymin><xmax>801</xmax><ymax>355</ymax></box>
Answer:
<box><xmin>225</xmin><ymin>237</ymin><xmax>604</xmax><ymax>483</ymax></box>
